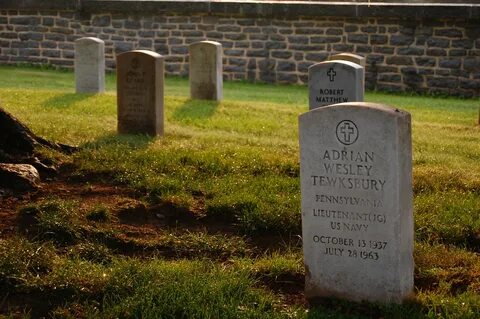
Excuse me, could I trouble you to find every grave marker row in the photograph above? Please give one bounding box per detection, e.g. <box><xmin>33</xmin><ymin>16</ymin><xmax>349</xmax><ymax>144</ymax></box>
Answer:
<box><xmin>76</xmin><ymin>36</ymin><xmax>414</xmax><ymax>305</ymax></box>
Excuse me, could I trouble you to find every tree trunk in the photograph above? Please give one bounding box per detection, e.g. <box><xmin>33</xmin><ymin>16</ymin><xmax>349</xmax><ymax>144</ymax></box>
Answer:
<box><xmin>0</xmin><ymin>107</ymin><xmax>76</xmax><ymax>176</ymax></box>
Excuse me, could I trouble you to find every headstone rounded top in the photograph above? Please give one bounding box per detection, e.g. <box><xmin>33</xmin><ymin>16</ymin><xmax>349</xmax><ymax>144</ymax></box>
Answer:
<box><xmin>190</xmin><ymin>40</ymin><xmax>222</xmax><ymax>48</ymax></box>
<box><xmin>307</xmin><ymin>102</ymin><xmax>410</xmax><ymax>118</ymax></box>
<box><xmin>117</xmin><ymin>50</ymin><xmax>163</xmax><ymax>59</ymax></box>
<box><xmin>309</xmin><ymin>60</ymin><xmax>364</xmax><ymax>72</ymax></box>
<box><xmin>75</xmin><ymin>37</ymin><xmax>104</xmax><ymax>44</ymax></box>
<box><xmin>329</xmin><ymin>53</ymin><xmax>366</xmax><ymax>66</ymax></box>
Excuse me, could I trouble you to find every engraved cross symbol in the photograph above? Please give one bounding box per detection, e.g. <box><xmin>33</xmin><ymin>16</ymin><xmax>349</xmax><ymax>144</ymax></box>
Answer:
<box><xmin>336</xmin><ymin>120</ymin><xmax>358</xmax><ymax>145</ymax></box>
<box><xmin>327</xmin><ymin>68</ymin><xmax>336</xmax><ymax>82</ymax></box>
<box><xmin>340</xmin><ymin>122</ymin><xmax>355</xmax><ymax>143</ymax></box>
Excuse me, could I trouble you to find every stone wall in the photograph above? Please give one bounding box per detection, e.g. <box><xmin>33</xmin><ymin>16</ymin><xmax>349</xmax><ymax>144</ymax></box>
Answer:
<box><xmin>1</xmin><ymin>1</ymin><xmax>480</xmax><ymax>96</ymax></box>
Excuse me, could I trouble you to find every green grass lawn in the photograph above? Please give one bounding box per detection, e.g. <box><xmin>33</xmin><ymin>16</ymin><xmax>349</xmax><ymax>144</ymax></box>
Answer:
<box><xmin>0</xmin><ymin>65</ymin><xmax>479</xmax><ymax>318</ymax></box>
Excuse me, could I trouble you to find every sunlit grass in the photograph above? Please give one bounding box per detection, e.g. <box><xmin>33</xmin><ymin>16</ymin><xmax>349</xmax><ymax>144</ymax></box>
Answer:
<box><xmin>0</xmin><ymin>65</ymin><xmax>479</xmax><ymax>318</ymax></box>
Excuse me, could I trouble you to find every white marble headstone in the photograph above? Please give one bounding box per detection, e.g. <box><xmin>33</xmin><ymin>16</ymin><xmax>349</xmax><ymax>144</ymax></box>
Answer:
<box><xmin>189</xmin><ymin>41</ymin><xmax>223</xmax><ymax>101</ymax></box>
<box><xmin>299</xmin><ymin>102</ymin><xmax>413</xmax><ymax>304</ymax></box>
<box><xmin>308</xmin><ymin>61</ymin><xmax>364</xmax><ymax>110</ymax></box>
<box><xmin>75</xmin><ymin>37</ymin><xmax>105</xmax><ymax>93</ymax></box>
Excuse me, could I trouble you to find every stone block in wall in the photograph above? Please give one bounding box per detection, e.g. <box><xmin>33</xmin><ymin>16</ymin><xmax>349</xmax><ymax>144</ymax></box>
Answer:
<box><xmin>427</xmin><ymin>76</ymin><xmax>458</xmax><ymax>88</ymax></box>
<box><xmin>326</xmin><ymin>28</ymin><xmax>342</xmax><ymax>35</ymax></box>
<box><xmin>460</xmin><ymin>79</ymin><xmax>480</xmax><ymax>89</ymax></box>
<box><xmin>449</xmin><ymin>49</ymin><xmax>466</xmax><ymax>56</ymax></box>
<box><xmin>397</xmin><ymin>47</ymin><xmax>424</xmax><ymax>56</ymax></box>
<box><xmin>50</xmin><ymin>27</ymin><xmax>74</xmax><ymax>35</ymax></box>
<box><xmin>12</xmin><ymin>41</ymin><xmax>39</xmax><ymax>48</ymax></box>
<box><xmin>426</xmin><ymin>48</ymin><xmax>447</xmax><ymax>56</ymax></box>
<box><xmin>357</xmin><ymin>46</ymin><xmax>372</xmax><ymax>54</ymax></box>
<box><xmin>294</xmin><ymin>53</ymin><xmax>304</xmax><ymax>61</ymax></box>
<box><xmin>305</xmin><ymin>52</ymin><xmax>328</xmax><ymax>62</ymax></box>
<box><xmin>367</xmin><ymin>55</ymin><xmax>384</xmax><ymax>65</ymax></box>
<box><xmin>298</xmin><ymin>61</ymin><xmax>314</xmax><ymax>73</ymax></box>
<box><xmin>378</xmin><ymin>74</ymin><xmax>401</xmax><ymax>83</ymax></box>
<box><xmin>62</xmin><ymin>50</ymin><xmax>74</xmax><ymax>59</ymax></box>
<box><xmin>450</xmin><ymin>69</ymin><xmax>469</xmax><ymax>77</ymax></box>
<box><xmin>139</xmin><ymin>39</ymin><xmax>153</xmax><ymax>49</ymax></box>
<box><xmin>464</xmin><ymin>57</ymin><xmax>480</xmax><ymax>72</ymax></box>
<box><xmin>435</xmin><ymin>28</ymin><xmax>463</xmax><ymax>38</ymax></box>
<box><xmin>217</xmin><ymin>25</ymin><xmax>240</xmax><ymax>32</ymax></box>
<box><xmin>18</xmin><ymin>32</ymin><xmax>43</xmax><ymax>41</ymax></box>
<box><xmin>277</xmin><ymin>72</ymin><xmax>298</xmax><ymax>83</ymax></box>
<box><xmin>416</xmin><ymin>57</ymin><xmax>436</xmax><ymax>67</ymax></box>
<box><xmin>279</xmin><ymin>29</ymin><xmax>293</xmax><ymax>35</ymax></box>
<box><xmin>361</xmin><ymin>26</ymin><xmax>377</xmax><ymax>33</ymax></box>
<box><xmin>390</xmin><ymin>35</ymin><xmax>414</xmax><ymax>46</ymax></box>
<box><xmin>19</xmin><ymin>48</ymin><xmax>40</xmax><ymax>56</ymax></box>
<box><xmin>371</xmin><ymin>35</ymin><xmax>388</xmax><ymax>45</ymax></box>
<box><xmin>266</xmin><ymin>41</ymin><xmax>286</xmax><ymax>50</ymax></box>
<box><xmin>289</xmin><ymin>44</ymin><xmax>324</xmax><ymax>51</ymax></box>
<box><xmin>224</xmin><ymin>49</ymin><xmax>244</xmax><ymax>57</ymax></box>
<box><xmin>311</xmin><ymin>36</ymin><xmax>341</xmax><ymax>44</ymax></box>
<box><xmin>288</xmin><ymin>36</ymin><xmax>309</xmax><ymax>44</ymax></box>
<box><xmin>247</xmin><ymin>50</ymin><xmax>269</xmax><ymax>58</ymax></box>
<box><xmin>225</xmin><ymin>33</ymin><xmax>246</xmax><ymax>41</ymax></box>
<box><xmin>45</xmin><ymin>33</ymin><xmax>65</xmax><ymax>41</ymax></box>
<box><xmin>10</xmin><ymin>16</ymin><xmax>41</xmax><ymax>25</ymax></box>
<box><xmin>272</xmin><ymin>51</ymin><xmax>292</xmax><ymax>59</ymax></box>
<box><xmin>171</xmin><ymin>45</ymin><xmax>188</xmax><ymax>54</ymax></box>
<box><xmin>451</xmin><ymin>39</ymin><xmax>474</xmax><ymax>49</ymax></box>
<box><xmin>374</xmin><ymin>46</ymin><xmax>394</xmax><ymax>54</ymax></box>
<box><xmin>401</xmin><ymin>68</ymin><xmax>426</xmax><ymax>85</ymax></box>
<box><xmin>439</xmin><ymin>58</ymin><xmax>461</xmax><ymax>69</ymax></box>
<box><xmin>206</xmin><ymin>31</ymin><xmax>222</xmax><ymax>39</ymax></box>
<box><xmin>277</xmin><ymin>61</ymin><xmax>295</xmax><ymax>72</ymax></box>
<box><xmin>345</xmin><ymin>25</ymin><xmax>358</xmax><ymax>32</ymax></box>
<box><xmin>386</xmin><ymin>56</ymin><xmax>413</xmax><ymax>65</ymax></box>
<box><xmin>228</xmin><ymin>58</ymin><xmax>246</xmax><ymax>66</ymax></box>
<box><xmin>42</xmin><ymin>50</ymin><xmax>60</xmax><ymax>58</ymax></box>
<box><xmin>377</xmin><ymin>66</ymin><xmax>399</xmax><ymax>73</ymax></box>
<box><xmin>252</xmin><ymin>41</ymin><xmax>264</xmax><ymax>49</ymax></box>
<box><xmin>139</xmin><ymin>30</ymin><xmax>155</xmax><ymax>38</ymax></box>
<box><xmin>115</xmin><ymin>42</ymin><xmax>134</xmax><ymax>53</ymax></box>
<box><xmin>333</xmin><ymin>44</ymin><xmax>354</xmax><ymax>52</ymax></box>
<box><xmin>220</xmin><ymin>41</ymin><xmax>234</xmax><ymax>48</ymax></box>
<box><xmin>225</xmin><ymin>65</ymin><xmax>245</xmax><ymax>73</ymax></box>
<box><xmin>348</xmin><ymin>34</ymin><xmax>368</xmax><ymax>44</ymax></box>
<box><xmin>124</xmin><ymin>20</ymin><xmax>141</xmax><ymax>29</ymax></box>
<box><xmin>427</xmin><ymin>38</ymin><xmax>450</xmax><ymax>48</ymax></box>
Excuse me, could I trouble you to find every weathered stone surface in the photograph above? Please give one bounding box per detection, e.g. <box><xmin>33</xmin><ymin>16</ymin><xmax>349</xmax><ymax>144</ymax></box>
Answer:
<box><xmin>299</xmin><ymin>102</ymin><xmax>413</xmax><ymax>304</ymax></box>
<box><xmin>189</xmin><ymin>41</ymin><xmax>222</xmax><ymax>101</ymax></box>
<box><xmin>75</xmin><ymin>37</ymin><xmax>105</xmax><ymax>93</ymax></box>
<box><xmin>117</xmin><ymin>50</ymin><xmax>164</xmax><ymax>136</ymax></box>
<box><xmin>0</xmin><ymin>163</ymin><xmax>40</xmax><ymax>191</ymax></box>
<box><xmin>328</xmin><ymin>53</ymin><xmax>366</xmax><ymax>67</ymax></box>
<box><xmin>308</xmin><ymin>60</ymin><xmax>364</xmax><ymax>110</ymax></box>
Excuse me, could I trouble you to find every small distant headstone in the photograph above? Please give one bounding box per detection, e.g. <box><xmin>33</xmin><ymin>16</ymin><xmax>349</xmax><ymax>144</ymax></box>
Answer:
<box><xmin>117</xmin><ymin>50</ymin><xmax>164</xmax><ymax>136</ymax></box>
<box><xmin>308</xmin><ymin>61</ymin><xmax>364</xmax><ymax>110</ymax></box>
<box><xmin>299</xmin><ymin>102</ymin><xmax>413</xmax><ymax>304</ymax></box>
<box><xmin>75</xmin><ymin>37</ymin><xmax>105</xmax><ymax>93</ymax></box>
<box><xmin>329</xmin><ymin>53</ymin><xmax>366</xmax><ymax>67</ymax></box>
<box><xmin>189</xmin><ymin>41</ymin><xmax>223</xmax><ymax>101</ymax></box>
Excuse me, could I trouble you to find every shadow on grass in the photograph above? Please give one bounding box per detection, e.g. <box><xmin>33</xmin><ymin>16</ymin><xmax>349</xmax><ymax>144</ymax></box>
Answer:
<box><xmin>306</xmin><ymin>296</ymin><xmax>425</xmax><ymax>319</ymax></box>
<box><xmin>172</xmin><ymin>99</ymin><xmax>219</xmax><ymax>122</ymax></box>
<box><xmin>80</xmin><ymin>133</ymin><xmax>157</xmax><ymax>151</ymax></box>
<box><xmin>42</xmin><ymin>93</ymin><xmax>94</xmax><ymax>108</ymax></box>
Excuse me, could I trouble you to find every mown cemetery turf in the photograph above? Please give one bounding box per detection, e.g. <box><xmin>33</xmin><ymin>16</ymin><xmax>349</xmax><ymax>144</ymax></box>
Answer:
<box><xmin>0</xmin><ymin>65</ymin><xmax>479</xmax><ymax>318</ymax></box>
